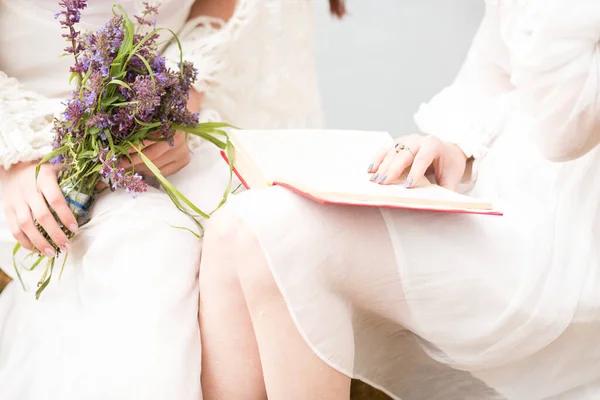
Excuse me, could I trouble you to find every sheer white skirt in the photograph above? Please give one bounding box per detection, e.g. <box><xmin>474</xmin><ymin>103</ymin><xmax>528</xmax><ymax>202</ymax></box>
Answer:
<box><xmin>225</xmin><ymin>132</ymin><xmax>600</xmax><ymax>400</ymax></box>
<box><xmin>0</xmin><ymin>143</ymin><xmax>232</xmax><ymax>400</ymax></box>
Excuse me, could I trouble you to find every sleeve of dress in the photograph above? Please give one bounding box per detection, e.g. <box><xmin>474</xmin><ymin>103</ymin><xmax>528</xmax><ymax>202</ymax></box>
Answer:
<box><xmin>413</xmin><ymin>2</ymin><xmax>513</xmax><ymax>183</ymax></box>
<box><xmin>509</xmin><ymin>0</ymin><xmax>600</xmax><ymax>161</ymax></box>
<box><xmin>0</xmin><ymin>71</ymin><xmax>62</xmax><ymax>170</ymax></box>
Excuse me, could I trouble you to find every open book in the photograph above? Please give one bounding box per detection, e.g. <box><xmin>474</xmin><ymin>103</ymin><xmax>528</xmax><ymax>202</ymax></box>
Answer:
<box><xmin>223</xmin><ymin>129</ymin><xmax>501</xmax><ymax>216</ymax></box>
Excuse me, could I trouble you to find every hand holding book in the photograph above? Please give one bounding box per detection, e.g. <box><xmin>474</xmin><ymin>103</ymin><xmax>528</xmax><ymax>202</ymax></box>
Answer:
<box><xmin>367</xmin><ymin>133</ymin><xmax>469</xmax><ymax>191</ymax></box>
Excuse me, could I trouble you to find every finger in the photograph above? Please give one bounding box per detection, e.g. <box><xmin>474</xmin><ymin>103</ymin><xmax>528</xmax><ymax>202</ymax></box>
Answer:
<box><xmin>406</xmin><ymin>137</ymin><xmax>440</xmax><ymax>188</ymax></box>
<box><xmin>130</xmin><ymin>153</ymin><xmax>168</xmax><ymax>176</ymax></box>
<box><xmin>136</xmin><ymin>149</ymin><xmax>190</xmax><ymax>177</ymax></box>
<box><xmin>126</xmin><ymin>138</ymin><xmax>157</xmax><ymax>154</ymax></box>
<box><xmin>371</xmin><ymin>147</ymin><xmax>398</xmax><ymax>182</ymax></box>
<box><xmin>432</xmin><ymin>157</ymin><xmax>462</xmax><ymax>191</ymax></box>
<box><xmin>29</xmin><ymin>193</ymin><xmax>70</xmax><ymax>253</ymax></box>
<box><xmin>159</xmin><ymin>161</ymin><xmax>182</xmax><ymax>177</ymax></box>
<box><xmin>368</xmin><ymin>141</ymin><xmax>396</xmax><ymax>173</ymax></box>
<box><xmin>123</xmin><ymin>140</ymin><xmax>171</xmax><ymax>169</ymax></box>
<box><xmin>37</xmin><ymin>168</ymin><xmax>78</xmax><ymax>234</ymax></box>
<box><xmin>380</xmin><ymin>149</ymin><xmax>416</xmax><ymax>185</ymax></box>
<box><xmin>15</xmin><ymin>204</ymin><xmax>56</xmax><ymax>258</ymax></box>
<box><xmin>6</xmin><ymin>208</ymin><xmax>33</xmax><ymax>251</ymax></box>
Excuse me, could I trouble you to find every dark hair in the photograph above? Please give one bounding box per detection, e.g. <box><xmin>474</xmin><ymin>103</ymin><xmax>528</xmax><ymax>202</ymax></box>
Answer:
<box><xmin>329</xmin><ymin>0</ymin><xmax>346</xmax><ymax>18</ymax></box>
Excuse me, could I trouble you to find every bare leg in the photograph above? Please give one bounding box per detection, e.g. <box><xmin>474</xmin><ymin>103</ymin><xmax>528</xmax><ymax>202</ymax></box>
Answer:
<box><xmin>199</xmin><ymin>211</ymin><xmax>266</xmax><ymax>400</ymax></box>
<box><xmin>206</xmin><ymin>207</ymin><xmax>351</xmax><ymax>400</ymax></box>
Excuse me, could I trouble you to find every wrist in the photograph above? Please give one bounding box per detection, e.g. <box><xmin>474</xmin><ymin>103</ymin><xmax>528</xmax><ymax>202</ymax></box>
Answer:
<box><xmin>0</xmin><ymin>160</ymin><xmax>38</xmax><ymax>182</ymax></box>
<box><xmin>447</xmin><ymin>143</ymin><xmax>469</xmax><ymax>164</ymax></box>
<box><xmin>187</xmin><ymin>88</ymin><xmax>204</xmax><ymax>113</ymax></box>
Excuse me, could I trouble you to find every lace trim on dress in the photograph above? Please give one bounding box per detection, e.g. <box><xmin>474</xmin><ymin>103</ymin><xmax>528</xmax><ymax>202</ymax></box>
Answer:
<box><xmin>0</xmin><ymin>71</ymin><xmax>61</xmax><ymax>169</ymax></box>
<box><xmin>160</xmin><ymin>0</ymin><xmax>255</xmax><ymax>148</ymax></box>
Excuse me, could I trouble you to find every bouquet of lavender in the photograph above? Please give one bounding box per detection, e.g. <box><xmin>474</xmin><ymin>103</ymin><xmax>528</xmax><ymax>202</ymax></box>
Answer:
<box><xmin>13</xmin><ymin>1</ymin><xmax>234</xmax><ymax>298</ymax></box>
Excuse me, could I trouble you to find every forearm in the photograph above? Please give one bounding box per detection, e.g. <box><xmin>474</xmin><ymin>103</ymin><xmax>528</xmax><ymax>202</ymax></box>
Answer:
<box><xmin>187</xmin><ymin>0</ymin><xmax>236</xmax><ymax>21</ymax></box>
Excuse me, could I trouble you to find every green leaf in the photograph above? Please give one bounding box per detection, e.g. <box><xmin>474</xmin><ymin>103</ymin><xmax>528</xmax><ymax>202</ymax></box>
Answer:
<box><xmin>136</xmin><ymin>150</ymin><xmax>210</xmax><ymax>227</ymax></box>
<box><xmin>107</xmin><ymin>79</ymin><xmax>132</xmax><ymax>91</ymax></box>
<box><xmin>69</xmin><ymin>71</ymin><xmax>80</xmax><ymax>86</ymax></box>
<box><xmin>134</xmin><ymin>118</ymin><xmax>162</xmax><ymax>129</ymax></box>
<box><xmin>163</xmin><ymin>28</ymin><xmax>185</xmax><ymax>70</ymax></box>
<box><xmin>100</xmin><ymin>95</ymin><xmax>122</xmax><ymax>107</ymax></box>
<box><xmin>209</xmin><ymin>139</ymin><xmax>235</xmax><ymax>215</ymax></box>
<box><xmin>88</xmin><ymin>126</ymin><xmax>102</xmax><ymax>136</ymax></box>
<box><xmin>128</xmin><ymin>28</ymin><xmax>162</xmax><ymax>62</ymax></box>
<box><xmin>79</xmin><ymin>67</ymin><xmax>93</xmax><ymax>92</ymax></box>
<box><xmin>135</xmin><ymin>54</ymin><xmax>155</xmax><ymax>84</ymax></box>
<box><xmin>170</xmin><ymin>225</ymin><xmax>202</xmax><ymax>239</ymax></box>
<box><xmin>36</xmin><ymin>146</ymin><xmax>68</xmax><ymax>179</ymax></box>
<box><xmin>187</xmin><ymin>130</ymin><xmax>227</xmax><ymax>149</ymax></box>
<box><xmin>12</xmin><ymin>243</ymin><xmax>26</xmax><ymax>290</ymax></box>
<box><xmin>196</xmin><ymin>122</ymin><xmax>239</xmax><ymax>130</ymax></box>
<box><xmin>113</xmin><ymin>5</ymin><xmax>135</xmax><ymax>61</ymax></box>
<box><xmin>35</xmin><ymin>258</ymin><xmax>55</xmax><ymax>300</ymax></box>
<box><xmin>59</xmin><ymin>253</ymin><xmax>69</xmax><ymax>280</ymax></box>
<box><xmin>23</xmin><ymin>254</ymin><xmax>45</xmax><ymax>272</ymax></box>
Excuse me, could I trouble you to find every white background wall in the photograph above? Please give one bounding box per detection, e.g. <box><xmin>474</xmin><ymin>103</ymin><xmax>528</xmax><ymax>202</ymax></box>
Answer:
<box><xmin>314</xmin><ymin>1</ymin><xmax>484</xmax><ymax>136</ymax></box>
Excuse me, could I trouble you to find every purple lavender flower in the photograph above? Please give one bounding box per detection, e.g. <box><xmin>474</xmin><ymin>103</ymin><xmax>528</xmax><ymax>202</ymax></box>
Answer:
<box><xmin>56</xmin><ymin>0</ymin><xmax>87</xmax><ymax>28</ymax></box>
<box><xmin>134</xmin><ymin>2</ymin><xmax>159</xmax><ymax>27</ymax></box>
<box><xmin>50</xmin><ymin>155</ymin><xmax>64</xmax><ymax>165</ymax></box>
<box><xmin>98</xmin><ymin>148</ymin><xmax>148</xmax><ymax>194</ymax></box>
<box><xmin>85</xmin><ymin>111</ymin><xmax>112</xmax><ymax>129</ymax></box>
<box><xmin>111</xmin><ymin>107</ymin><xmax>136</xmax><ymax>138</ymax></box>
<box><xmin>152</xmin><ymin>56</ymin><xmax>166</xmax><ymax>73</ymax></box>
<box><xmin>83</xmin><ymin>90</ymin><xmax>97</xmax><ymax>110</ymax></box>
<box><xmin>83</xmin><ymin>16</ymin><xmax>124</xmax><ymax>78</ymax></box>
<box><xmin>131</xmin><ymin>75</ymin><xmax>161</xmax><ymax>121</ymax></box>
<box><xmin>88</xmin><ymin>71</ymin><xmax>103</xmax><ymax>94</ymax></box>
<box><xmin>62</xmin><ymin>99</ymin><xmax>85</xmax><ymax>127</ymax></box>
<box><xmin>56</xmin><ymin>0</ymin><xmax>87</xmax><ymax>62</ymax></box>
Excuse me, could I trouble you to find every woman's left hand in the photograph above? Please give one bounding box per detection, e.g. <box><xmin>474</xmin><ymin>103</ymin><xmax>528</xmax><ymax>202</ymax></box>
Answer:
<box><xmin>120</xmin><ymin>130</ymin><xmax>190</xmax><ymax>177</ymax></box>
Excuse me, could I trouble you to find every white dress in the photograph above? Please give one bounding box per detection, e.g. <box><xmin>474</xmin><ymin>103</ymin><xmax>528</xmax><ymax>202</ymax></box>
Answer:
<box><xmin>0</xmin><ymin>0</ymin><xmax>322</xmax><ymax>399</ymax></box>
<box><xmin>224</xmin><ymin>1</ymin><xmax>600</xmax><ymax>399</ymax></box>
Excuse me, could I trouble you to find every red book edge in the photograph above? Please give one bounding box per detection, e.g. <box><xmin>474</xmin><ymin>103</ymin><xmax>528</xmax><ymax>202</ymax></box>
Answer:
<box><xmin>220</xmin><ymin>150</ymin><xmax>503</xmax><ymax>216</ymax></box>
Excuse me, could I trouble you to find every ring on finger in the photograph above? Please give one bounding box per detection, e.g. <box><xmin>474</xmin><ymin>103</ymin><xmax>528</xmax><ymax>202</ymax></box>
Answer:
<box><xmin>394</xmin><ymin>143</ymin><xmax>415</xmax><ymax>157</ymax></box>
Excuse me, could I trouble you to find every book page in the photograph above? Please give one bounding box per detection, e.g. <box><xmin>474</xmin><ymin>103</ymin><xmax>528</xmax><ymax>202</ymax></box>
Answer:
<box><xmin>230</xmin><ymin>129</ymin><xmax>396</xmax><ymax>182</ymax></box>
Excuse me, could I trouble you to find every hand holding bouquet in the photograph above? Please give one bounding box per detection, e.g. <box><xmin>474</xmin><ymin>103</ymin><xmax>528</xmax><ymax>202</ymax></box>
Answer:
<box><xmin>13</xmin><ymin>0</ymin><xmax>234</xmax><ymax>298</ymax></box>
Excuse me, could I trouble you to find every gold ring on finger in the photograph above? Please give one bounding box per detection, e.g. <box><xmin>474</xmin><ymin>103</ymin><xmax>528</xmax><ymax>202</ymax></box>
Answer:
<box><xmin>394</xmin><ymin>143</ymin><xmax>415</xmax><ymax>157</ymax></box>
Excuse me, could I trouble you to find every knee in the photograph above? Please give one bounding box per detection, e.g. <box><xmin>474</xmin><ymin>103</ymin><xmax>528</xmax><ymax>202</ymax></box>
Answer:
<box><xmin>204</xmin><ymin>205</ymin><xmax>281</xmax><ymax>308</ymax></box>
<box><xmin>200</xmin><ymin>206</ymin><xmax>249</xmax><ymax>292</ymax></box>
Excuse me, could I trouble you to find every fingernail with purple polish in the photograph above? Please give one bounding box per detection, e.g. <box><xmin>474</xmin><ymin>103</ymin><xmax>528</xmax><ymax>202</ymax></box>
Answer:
<box><xmin>404</xmin><ymin>177</ymin><xmax>414</xmax><ymax>188</ymax></box>
<box><xmin>44</xmin><ymin>248</ymin><xmax>56</xmax><ymax>258</ymax></box>
<box><xmin>378</xmin><ymin>175</ymin><xmax>387</xmax><ymax>183</ymax></box>
<box><xmin>370</xmin><ymin>174</ymin><xmax>379</xmax><ymax>181</ymax></box>
<box><xmin>367</xmin><ymin>164</ymin><xmax>374</xmax><ymax>172</ymax></box>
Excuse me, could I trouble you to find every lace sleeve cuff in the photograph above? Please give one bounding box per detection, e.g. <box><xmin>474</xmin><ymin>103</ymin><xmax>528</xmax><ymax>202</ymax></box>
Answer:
<box><xmin>414</xmin><ymin>84</ymin><xmax>512</xmax><ymax>184</ymax></box>
<box><xmin>0</xmin><ymin>72</ymin><xmax>62</xmax><ymax>170</ymax></box>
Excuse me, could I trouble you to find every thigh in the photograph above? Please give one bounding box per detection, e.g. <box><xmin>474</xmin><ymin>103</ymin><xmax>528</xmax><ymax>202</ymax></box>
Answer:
<box><xmin>226</xmin><ymin>186</ymin><xmax>403</xmax><ymax>317</ymax></box>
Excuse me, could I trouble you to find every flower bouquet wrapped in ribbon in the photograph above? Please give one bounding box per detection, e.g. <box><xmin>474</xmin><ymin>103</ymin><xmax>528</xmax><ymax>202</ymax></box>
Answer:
<box><xmin>13</xmin><ymin>0</ymin><xmax>234</xmax><ymax>298</ymax></box>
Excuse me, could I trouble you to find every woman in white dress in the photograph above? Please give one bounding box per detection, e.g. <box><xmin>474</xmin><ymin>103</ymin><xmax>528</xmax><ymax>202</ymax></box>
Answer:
<box><xmin>198</xmin><ymin>1</ymin><xmax>600</xmax><ymax>399</ymax></box>
<box><xmin>0</xmin><ymin>0</ymin><xmax>329</xmax><ymax>399</ymax></box>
